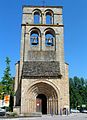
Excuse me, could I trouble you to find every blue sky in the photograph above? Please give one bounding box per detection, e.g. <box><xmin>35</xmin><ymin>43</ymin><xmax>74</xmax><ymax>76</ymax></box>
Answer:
<box><xmin>0</xmin><ymin>0</ymin><xmax>87</xmax><ymax>79</ymax></box>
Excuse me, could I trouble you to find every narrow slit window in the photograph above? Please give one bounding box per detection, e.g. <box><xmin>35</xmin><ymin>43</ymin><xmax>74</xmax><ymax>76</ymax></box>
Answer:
<box><xmin>34</xmin><ymin>12</ymin><xmax>40</xmax><ymax>24</ymax></box>
<box><xmin>46</xmin><ymin>12</ymin><xmax>52</xmax><ymax>24</ymax></box>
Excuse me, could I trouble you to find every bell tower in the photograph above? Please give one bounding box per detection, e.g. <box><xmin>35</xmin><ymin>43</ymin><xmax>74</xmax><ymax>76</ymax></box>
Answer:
<box><xmin>14</xmin><ymin>5</ymin><xmax>69</xmax><ymax>115</ymax></box>
<box><xmin>20</xmin><ymin>6</ymin><xmax>65</xmax><ymax>76</ymax></box>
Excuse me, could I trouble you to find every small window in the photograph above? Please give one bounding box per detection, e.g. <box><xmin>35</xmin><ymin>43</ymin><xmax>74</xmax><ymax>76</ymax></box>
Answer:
<box><xmin>34</xmin><ymin>12</ymin><xmax>40</xmax><ymax>24</ymax></box>
<box><xmin>30</xmin><ymin>31</ymin><xmax>39</xmax><ymax>46</ymax></box>
<box><xmin>46</xmin><ymin>12</ymin><xmax>52</xmax><ymax>24</ymax></box>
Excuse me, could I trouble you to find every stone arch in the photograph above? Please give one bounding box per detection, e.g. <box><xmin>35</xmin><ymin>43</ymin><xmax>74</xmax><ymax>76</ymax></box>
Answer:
<box><xmin>33</xmin><ymin>9</ymin><xmax>42</xmax><ymax>14</ymax></box>
<box><xmin>27</xmin><ymin>80</ymin><xmax>60</xmax><ymax>97</ymax></box>
<box><xmin>32</xmin><ymin>9</ymin><xmax>42</xmax><ymax>24</ymax></box>
<box><xmin>29</xmin><ymin>27</ymin><xmax>41</xmax><ymax>36</ymax></box>
<box><xmin>44</xmin><ymin>28</ymin><xmax>55</xmax><ymax>37</ymax></box>
<box><xmin>45</xmin><ymin>9</ymin><xmax>54</xmax><ymax>24</ymax></box>
<box><xmin>29</xmin><ymin>27</ymin><xmax>41</xmax><ymax>46</ymax></box>
<box><xmin>45</xmin><ymin>9</ymin><xmax>54</xmax><ymax>14</ymax></box>
<box><xmin>26</xmin><ymin>80</ymin><xmax>60</xmax><ymax>114</ymax></box>
<box><xmin>44</xmin><ymin>28</ymin><xmax>56</xmax><ymax>46</ymax></box>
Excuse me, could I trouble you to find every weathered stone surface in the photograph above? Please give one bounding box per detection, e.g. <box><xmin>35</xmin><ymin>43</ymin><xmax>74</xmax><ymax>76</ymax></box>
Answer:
<box><xmin>22</xmin><ymin>61</ymin><xmax>61</xmax><ymax>78</ymax></box>
<box><xmin>28</xmin><ymin>51</ymin><xmax>56</xmax><ymax>61</ymax></box>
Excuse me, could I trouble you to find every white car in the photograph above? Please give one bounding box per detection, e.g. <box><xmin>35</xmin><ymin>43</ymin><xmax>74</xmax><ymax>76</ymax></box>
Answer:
<box><xmin>82</xmin><ymin>110</ymin><xmax>87</xmax><ymax>113</ymax></box>
<box><xmin>71</xmin><ymin>109</ymin><xmax>80</xmax><ymax>113</ymax></box>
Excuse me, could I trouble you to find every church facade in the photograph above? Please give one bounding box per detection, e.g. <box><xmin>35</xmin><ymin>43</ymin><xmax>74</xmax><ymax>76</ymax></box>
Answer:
<box><xmin>14</xmin><ymin>5</ymin><xmax>69</xmax><ymax>115</ymax></box>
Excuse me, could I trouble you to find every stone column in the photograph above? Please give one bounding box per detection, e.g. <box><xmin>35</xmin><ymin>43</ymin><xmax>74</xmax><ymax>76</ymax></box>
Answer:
<box><xmin>14</xmin><ymin>61</ymin><xmax>20</xmax><ymax>106</ymax></box>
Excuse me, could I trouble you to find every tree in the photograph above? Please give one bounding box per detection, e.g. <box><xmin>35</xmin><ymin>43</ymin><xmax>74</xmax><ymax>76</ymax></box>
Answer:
<box><xmin>1</xmin><ymin>57</ymin><xmax>14</xmax><ymax>111</ymax></box>
<box><xmin>69</xmin><ymin>76</ymin><xmax>87</xmax><ymax>111</ymax></box>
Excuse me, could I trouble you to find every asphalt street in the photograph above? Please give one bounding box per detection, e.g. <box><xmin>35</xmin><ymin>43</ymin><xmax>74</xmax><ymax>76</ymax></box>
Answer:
<box><xmin>0</xmin><ymin>113</ymin><xmax>87</xmax><ymax>120</ymax></box>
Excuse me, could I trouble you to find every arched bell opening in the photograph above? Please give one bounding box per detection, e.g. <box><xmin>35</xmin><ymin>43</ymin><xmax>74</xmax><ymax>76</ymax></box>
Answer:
<box><xmin>45</xmin><ymin>28</ymin><xmax>55</xmax><ymax>46</ymax></box>
<box><xmin>30</xmin><ymin>31</ymin><xmax>39</xmax><ymax>46</ymax></box>
<box><xmin>29</xmin><ymin>28</ymin><xmax>41</xmax><ymax>46</ymax></box>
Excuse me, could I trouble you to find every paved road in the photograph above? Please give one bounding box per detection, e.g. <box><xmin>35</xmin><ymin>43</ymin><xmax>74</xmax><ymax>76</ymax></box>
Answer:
<box><xmin>0</xmin><ymin>113</ymin><xmax>87</xmax><ymax>120</ymax></box>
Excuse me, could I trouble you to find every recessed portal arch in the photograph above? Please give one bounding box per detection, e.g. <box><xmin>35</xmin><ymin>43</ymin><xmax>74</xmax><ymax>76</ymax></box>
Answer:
<box><xmin>27</xmin><ymin>81</ymin><xmax>59</xmax><ymax>115</ymax></box>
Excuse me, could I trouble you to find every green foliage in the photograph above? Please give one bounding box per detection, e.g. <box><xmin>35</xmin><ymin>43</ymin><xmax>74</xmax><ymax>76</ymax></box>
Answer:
<box><xmin>0</xmin><ymin>57</ymin><xmax>14</xmax><ymax>111</ymax></box>
<box><xmin>2</xmin><ymin>57</ymin><xmax>14</xmax><ymax>95</ymax></box>
<box><xmin>69</xmin><ymin>76</ymin><xmax>87</xmax><ymax>110</ymax></box>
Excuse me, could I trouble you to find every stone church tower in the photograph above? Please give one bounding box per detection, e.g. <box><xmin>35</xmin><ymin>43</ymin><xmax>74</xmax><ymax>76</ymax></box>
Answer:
<box><xmin>14</xmin><ymin>5</ymin><xmax>69</xmax><ymax>115</ymax></box>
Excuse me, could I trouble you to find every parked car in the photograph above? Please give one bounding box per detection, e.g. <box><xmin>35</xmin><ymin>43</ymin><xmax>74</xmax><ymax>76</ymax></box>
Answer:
<box><xmin>71</xmin><ymin>109</ymin><xmax>80</xmax><ymax>113</ymax></box>
<box><xmin>0</xmin><ymin>108</ymin><xmax>6</xmax><ymax>116</ymax></box>
<box><xmin>82</xmin><ymin>110</ymin><xmax>87</xmax><ymax>113</ymax></box>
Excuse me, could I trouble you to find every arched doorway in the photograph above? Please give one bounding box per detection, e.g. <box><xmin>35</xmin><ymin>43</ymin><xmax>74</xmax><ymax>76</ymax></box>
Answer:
<box><xmin>27</xmin><ymin>82</ymin><xmax>59</xmax><ymax>115</ymax></box>
<box><xmin>36</xmin><ymin>94</ymin><xmax>47</xmax><ymax>114</ymax></box>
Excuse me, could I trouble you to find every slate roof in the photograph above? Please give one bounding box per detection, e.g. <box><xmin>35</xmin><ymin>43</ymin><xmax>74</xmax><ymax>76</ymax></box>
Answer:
<box><xmin>22</xmin><ymin>61</ymin><xmax>62</xmax><ymax>78</ymax></box>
